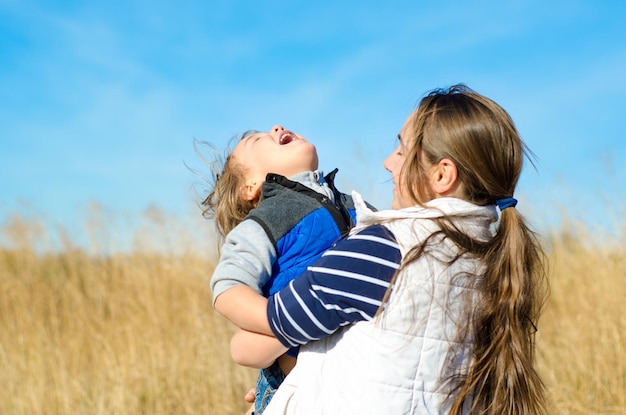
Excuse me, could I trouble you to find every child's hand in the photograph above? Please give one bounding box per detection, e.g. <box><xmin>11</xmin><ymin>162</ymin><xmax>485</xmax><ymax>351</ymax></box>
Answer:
<box><xmin>214</xmin><ymin>286</ymin><xmax>273</xmax><ymax>334</ymax></box>
<box><xmin>231</xmin><ymin>328</ymin><xmax>288</xmax><ymax>369</ymax></box>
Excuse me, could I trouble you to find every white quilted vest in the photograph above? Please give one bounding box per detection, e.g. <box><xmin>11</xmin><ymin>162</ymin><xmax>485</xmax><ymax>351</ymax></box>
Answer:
<box><xmin>264</xmin><ymin>193</ymin><xmax>498</xmax><ymax>415</ymax></box>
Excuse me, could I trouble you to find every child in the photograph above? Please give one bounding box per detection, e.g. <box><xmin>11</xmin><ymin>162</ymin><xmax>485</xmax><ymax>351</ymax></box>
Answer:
<box><xmin>201</xmin><ymin>125</ymin><xmax>365</xmax><ymax>414</ymax></box>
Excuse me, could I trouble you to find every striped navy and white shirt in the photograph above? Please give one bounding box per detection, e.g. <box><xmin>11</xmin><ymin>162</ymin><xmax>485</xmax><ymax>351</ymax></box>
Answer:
<box><xmin>267</xmin><ymin>224</ymin><xmax>402</xmax><ymax>348</ymax></box>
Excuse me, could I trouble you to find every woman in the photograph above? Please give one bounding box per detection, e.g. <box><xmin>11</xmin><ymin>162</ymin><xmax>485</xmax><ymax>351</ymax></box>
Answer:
<box><xmin>229</xmin><ymin>85</ymin><xmax>548</xmax><ymax>414</ymax></box>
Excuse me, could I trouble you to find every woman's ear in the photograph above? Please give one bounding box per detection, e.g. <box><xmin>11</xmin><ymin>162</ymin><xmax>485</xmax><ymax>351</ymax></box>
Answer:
<box><xmin>430</xmin><ymin>158</ymin><xmax>459</xmax><ymax>196</ymax></box>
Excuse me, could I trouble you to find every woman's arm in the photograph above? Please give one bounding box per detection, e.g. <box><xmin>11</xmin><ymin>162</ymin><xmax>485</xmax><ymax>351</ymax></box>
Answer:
<box><xmin>230</xmin><ymin>328</ymin><xmax>288</xmax><ymax>369</ymax></box>
<box><xmin>228</xmin><ymin>225</ymin><xmax>401</xmax><ymax>367</ymax></box>
<box><xmin>268</xmin><ymin>225</ymin><xmax>402</xmax><ymax>348</ymax></box>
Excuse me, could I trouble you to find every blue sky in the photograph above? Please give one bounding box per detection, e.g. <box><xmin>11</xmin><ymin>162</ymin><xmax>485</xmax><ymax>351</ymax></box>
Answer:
<box><xmin>1</xmin><ymin>0</ymin><xmax>625</xmax><ymax>249</ymax></box>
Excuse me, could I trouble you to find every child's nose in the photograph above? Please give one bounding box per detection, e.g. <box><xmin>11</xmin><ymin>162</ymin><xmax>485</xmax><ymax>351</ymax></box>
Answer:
<box><xmin>271</xmin><ymin>125</ymin><xmax>285</xmax><ymax>133</ymax></box>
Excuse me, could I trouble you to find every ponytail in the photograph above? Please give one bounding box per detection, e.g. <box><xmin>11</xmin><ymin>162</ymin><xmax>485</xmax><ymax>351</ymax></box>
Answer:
<box><xmin>449</xmin><ymin>207</ymin><xmax>548</xmax><ymax>414</ymax></box>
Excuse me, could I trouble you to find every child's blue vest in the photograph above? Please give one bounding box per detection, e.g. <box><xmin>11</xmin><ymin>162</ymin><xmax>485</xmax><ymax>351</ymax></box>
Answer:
<box><xmin>246</xmin><ymin>169</ymin><xmax>358</xmax><ymax>297</ymax></box>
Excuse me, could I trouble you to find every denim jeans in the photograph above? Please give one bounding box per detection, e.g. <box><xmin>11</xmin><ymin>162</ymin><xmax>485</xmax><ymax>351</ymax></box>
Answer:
<box><xmin>254</xmin><ymin>360</ymin><xmax>285</xmax><ymax>415</ymax></box>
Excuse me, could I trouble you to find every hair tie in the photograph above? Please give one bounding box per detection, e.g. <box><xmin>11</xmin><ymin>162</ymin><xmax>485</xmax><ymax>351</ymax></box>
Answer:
<box><xmin>496</xmin><ymin>197</ymin><xmax>517</xmax><ymax>211</ymax></box>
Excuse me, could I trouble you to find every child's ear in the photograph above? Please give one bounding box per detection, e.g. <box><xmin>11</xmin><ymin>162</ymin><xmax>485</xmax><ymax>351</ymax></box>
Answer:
<box><xmin>241</xmin><ymin>181</ymin><xmax>262</xmax><ymax>202</ymax></box>
<box><xmin>430</xmin><ymin>158</ymin><xmax>459</xmax><ymax>196</ymax></box>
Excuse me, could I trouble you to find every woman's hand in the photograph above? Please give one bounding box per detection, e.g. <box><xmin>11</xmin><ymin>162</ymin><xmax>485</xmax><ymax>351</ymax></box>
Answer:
<box><xmin>243</xmin><ymin>388</ymin><xmax>255</xmax><ymax>415</ymax></box>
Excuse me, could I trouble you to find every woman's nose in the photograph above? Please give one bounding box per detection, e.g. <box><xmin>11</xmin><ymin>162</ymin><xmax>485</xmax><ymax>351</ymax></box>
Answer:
<box><xmin>383</xmin><ymin>154</ymin><xmax>393</xmax><ymax>173</ymax></box>
<box><xmin>271</xmin><ymin>125</ymin><xmax>285</xmax><ymax>133</ymax></box>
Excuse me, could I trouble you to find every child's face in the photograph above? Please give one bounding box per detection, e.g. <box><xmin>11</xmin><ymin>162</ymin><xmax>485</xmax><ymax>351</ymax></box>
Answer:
<box><xmin>232</xmin><ymin>125</ymin><xmax>319</xmax><ymax>201</ymax></box>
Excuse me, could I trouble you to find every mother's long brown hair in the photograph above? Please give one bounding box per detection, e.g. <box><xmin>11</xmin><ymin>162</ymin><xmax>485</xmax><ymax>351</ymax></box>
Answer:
<box><xmin>400</xmin><ymin>85</ymin><xmax>548</xmax><ymax>414</ymax></box>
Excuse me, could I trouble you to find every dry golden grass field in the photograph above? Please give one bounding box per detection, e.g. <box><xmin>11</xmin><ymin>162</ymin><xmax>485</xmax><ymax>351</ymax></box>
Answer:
<box><xmin>1</xmin><ymin>209</ymin><xmax>624</xmax><ymax>414</ymax></box>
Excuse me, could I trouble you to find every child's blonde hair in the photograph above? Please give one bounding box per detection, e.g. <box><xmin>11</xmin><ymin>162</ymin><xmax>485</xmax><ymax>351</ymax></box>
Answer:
<box><xmin>199</xmin><ymin>131</ymin><xmax>259</xmax><ymax>239</ymax></box>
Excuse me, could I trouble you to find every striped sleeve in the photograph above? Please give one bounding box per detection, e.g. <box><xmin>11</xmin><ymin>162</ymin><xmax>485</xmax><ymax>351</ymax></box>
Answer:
<box><xmin>267</xmin><ymin>224</ymin><xmax>402</xmax><ymax>348</ymax></box>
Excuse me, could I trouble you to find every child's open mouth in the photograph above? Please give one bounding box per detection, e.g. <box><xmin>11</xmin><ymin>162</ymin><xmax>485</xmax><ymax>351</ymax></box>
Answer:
<box><xmin>279</xmin><ymin>131</ymin><xmax>295</xmax><ymax>145</ymax></box>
